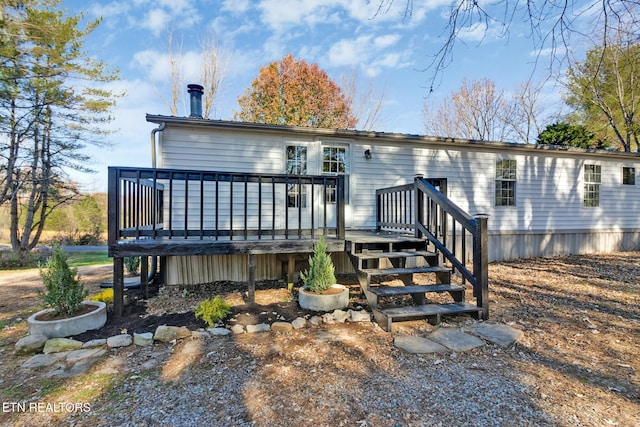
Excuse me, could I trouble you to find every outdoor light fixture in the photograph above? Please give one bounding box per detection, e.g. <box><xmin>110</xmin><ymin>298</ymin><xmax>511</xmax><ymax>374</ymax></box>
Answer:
<box><xmin>364</xmin><ymin>149</ymin><xmax>372</xmax><ymax>159</ymax></box>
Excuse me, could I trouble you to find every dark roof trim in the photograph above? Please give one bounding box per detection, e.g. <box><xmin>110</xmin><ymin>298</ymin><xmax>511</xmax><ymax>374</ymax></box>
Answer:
<box><xmin>146</xmin><ymin>114</ymin><xmax>640</xmax><ymax>160</ymax></box>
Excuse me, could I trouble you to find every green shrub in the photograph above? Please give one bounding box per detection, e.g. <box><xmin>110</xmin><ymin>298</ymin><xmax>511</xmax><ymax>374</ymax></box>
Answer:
<box><xmin>194</xmin><ymin>296</ymin><xmax>232</xmax><ymax>327</ymax></box>
<box><xmin>0</xmin><ymin>249</ymin><xmax>51</xmax><ymax>270</ymax></box>
<box><xmin>124</xmin><ymin>256</ymin><xmax>140</xmax><ymax>276</ymax></box>
<box><xmin>39</xmin><ymin>246</ymin><xmax>88</xmax><ymax>316</ymax></box>
<box><xmin>300</xmin><ymin>236</ymin><xmax>336</xmax><ymax>294</ymax></box>
<box><xmin>90</xmin><ymin>288</ymin><xmax>114</xmax><ymax>304</ymax></box>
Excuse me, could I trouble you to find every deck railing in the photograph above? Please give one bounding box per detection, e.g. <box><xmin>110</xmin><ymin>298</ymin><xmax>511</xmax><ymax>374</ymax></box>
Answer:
<box><xmin>376</xmin><ymin>176</ymin><xmax>489</xmax><ymax>319</ymax></box>
<box><xmin>108</xmin><ymin>167</ymin><xmax>345</xmax><ymax>246</ymax></box>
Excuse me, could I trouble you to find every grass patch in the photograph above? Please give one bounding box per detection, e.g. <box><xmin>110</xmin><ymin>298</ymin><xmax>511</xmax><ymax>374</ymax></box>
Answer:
<box><xmin>65</xmin><ymin>251</ymin><xmax>110</xmax><ymax>267</ymax></box>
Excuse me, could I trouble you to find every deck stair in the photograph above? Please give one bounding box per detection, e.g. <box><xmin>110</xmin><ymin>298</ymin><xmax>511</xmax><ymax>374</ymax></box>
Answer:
<box><xmin>347</xmin><ymin>233</ymin><xmax>481</xmax><ymax>331</ymax></box>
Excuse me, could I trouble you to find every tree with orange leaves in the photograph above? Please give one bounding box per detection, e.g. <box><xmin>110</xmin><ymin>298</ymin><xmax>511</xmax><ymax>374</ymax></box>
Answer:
<box><xmin>236</xmin><ymin>54</ymin><xmax>357</xmax><ymax>129</ymax></box>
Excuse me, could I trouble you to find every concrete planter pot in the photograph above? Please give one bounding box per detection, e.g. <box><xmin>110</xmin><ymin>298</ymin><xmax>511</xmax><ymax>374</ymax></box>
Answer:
<box><xmin>27</xmin><ymin>301</ymin><xmax>107</xmax><ymax>338</ymax></box>
<box><xmin>298</xmin><ymin>284</ymin><xmax>349</xmax><ymax>312</ymax></box>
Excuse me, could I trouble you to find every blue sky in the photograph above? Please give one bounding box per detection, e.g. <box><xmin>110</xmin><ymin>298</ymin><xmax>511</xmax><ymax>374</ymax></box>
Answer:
<box><xmin>62</xmin><ymin>0</ymin><xmax>596</xmax><ymax>191</ymax></box>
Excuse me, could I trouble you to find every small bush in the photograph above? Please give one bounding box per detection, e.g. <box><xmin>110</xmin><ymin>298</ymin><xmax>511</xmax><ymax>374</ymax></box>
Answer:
<box><xmin>300</xmin><ymin>236</ymin><xmax>336</xmax><ymax>293</ymax></box>
<box><xmin>194</xmin><ymin>296</ymin><xmax>232</xmax><ymax>327</ymax></box>
<box><xmin>0</xmin><ymin>248</ymin><xmax>51</xmax><ymax>270</ymax></box>
<box><xmin>39</xmin><ymin>246</ymin><xmax>88</xmax><ymax>316</ymax></box>
<box><xmin>124</xmin><ymin>256</ymin><xmax>140</xmax><ymax>276</ymax></box>
<box><xmin>90</xmin><ymin>288</ymin><xmax>114</xmax><ymax>304</ymax></box>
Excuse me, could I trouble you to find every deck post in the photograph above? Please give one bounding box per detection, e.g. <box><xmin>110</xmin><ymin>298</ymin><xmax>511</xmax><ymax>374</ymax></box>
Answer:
<box><xmin>140</xmin><ymin>256</ymin><xmax>149</xmax><ymax>299</ymax></box>
<box><xmin>113</xmin><ymin>257</ymin><xmax>125</xmax><ymax>317</ymax></box>
<box><xmin>248</xmin><ymin>253</ymin><xmax>256</xmax><ymax>303</ymax></box>
<box><xmin>473</xmin><ymin>215</ymin><xmax>489</xmax><ymax>320</ymax></box>
<box><xmin>336</xmin><ymin>176</ymin><xmax>345</xmax><ymax>239</ymax></box>
<box><xmin>287</xmin><ymin>254</ymin><xmax>295</xmax><ymax>293</ymax></box>
<box><xmin>107</xmin><ymin>167</ymin><xmax>118</xmax><ymax>247</ymax></box>
<box><xmin>414</xmin><ymin>175</ymin><xmax>424</xmax><ymax>238</ymax></box>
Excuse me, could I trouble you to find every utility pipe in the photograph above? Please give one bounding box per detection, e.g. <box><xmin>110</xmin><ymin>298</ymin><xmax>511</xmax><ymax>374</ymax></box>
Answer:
<box><xmin>150</xmin><ymin>121</ymin><xmax>166</xmax><ymax>168</ymax></box>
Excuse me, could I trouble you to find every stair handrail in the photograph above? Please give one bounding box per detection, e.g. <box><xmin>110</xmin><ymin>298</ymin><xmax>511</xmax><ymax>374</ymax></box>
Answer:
<box><xmin>414</xmin><ymin>176</ymin><xmax>489</xmax><ymax>319</ymax></box>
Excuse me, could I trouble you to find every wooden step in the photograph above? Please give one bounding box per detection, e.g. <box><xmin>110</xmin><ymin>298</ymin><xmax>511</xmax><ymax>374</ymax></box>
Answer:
<box><xmin>354</xmin><ymin>251</ymin><xmax>437</xmax><ymax>260</ymax></box>
<box><xmin>373</xmin><ymin>302</ymin><xmax>482</xmax><ymax>331</ymax></box>
<box><xmin>362</xmin><ymin>266</ymin><xmax>450</xmax><ymax>276</ymax></box>
<box><xmin>369</xmin><ymin>284</ymin><xmax>465</xmax><ymax>296</ymax></box>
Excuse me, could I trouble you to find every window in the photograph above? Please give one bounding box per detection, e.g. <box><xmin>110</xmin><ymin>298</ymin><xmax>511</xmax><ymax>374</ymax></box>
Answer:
<box><xmin>495</xmin><ymin>159</ymin><xmax>516</xmax><ymax>206</ymax></box>
<box><xmin>323</xmin><ymin>146</ymin><xmax>347</xmax><ymax>203</ymax></box>
<box><xmin>286</xmin><ymin>146</ymin><xmax>307</xmax><ymax>207</ymax></box>
<box><xmin>584</xmin><ymin>164</ymin><xmax>601</xmax><ymax>207</ymax></box>
<box><xmin>623</xmin><ymin>167</ymin><xmax>635</xmax><ymax>185</ymax></box>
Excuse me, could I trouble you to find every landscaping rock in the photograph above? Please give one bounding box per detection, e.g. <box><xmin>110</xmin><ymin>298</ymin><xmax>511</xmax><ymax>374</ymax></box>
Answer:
<box><xmin>43</xmin><ymin>338</ymin><xmax>83</xmax><ymax>354</ymax></box>
<box><xmin>291</xmin><ymin>317</ymin><xmax>307</xmax><ymax>329</ymax></box>
<box><xmin>349</xmin><ymin>309</ymin><xmax>371</xmax><ymax>323</ymax></box>
<box><xmin>82</xmin><ymin>339</ymin><xmax>107</xmax><ymax>348</ymax></box>
<box><xmin>332</xmin><ymin>310</ymin><xmax>350</xmax><ymax>323</ymax></box>
<box><xmin>153</xmin><ymin>325</ymin><xmax>191</xmax><ymax>342</ymax></box>
<box><xmin>394</xmin><ymin>336</ymin><xmax>448</xmax><ymax>354</ymax></box>
<box><xmin>66</xmin><ymin>348</ymin><xmax>107</xmax><ymax>364</ymax></box>
<box><xmin>208</xmin><ymin>327</ymin><xmax>231</xmax><ymax>336</ymax></box>
<box><xmin>230</xmin><ymin>324</ymin><xmax>245</xmax><ymax>334</ymax></box>
<box><xmin>471</xmin><ymin>322</ymin><xmax>524</xmax><ymax>348</ymax></box>
<box><xmin>21</xmin><ymin>352</ymin><xmax>67</xmax><ymax>368</ymax></box>
<box><xmin>246</xmin><ymin>323</ymin><xmax>270</xmax><ymax>333</ymax></box>
<box><xmin>107</xmin><ymin>334</ymin><xmax>132</xmax><ymax>348</ymax></box>
<box><xmin>429</xmin><ymin>328</ymin><xmax>485</xmax><ymax>352</ymax></box>
<box><xmin>133</xmin><ymin>332</ymin><xmax>154</xmax><ymax>346</ymax></box>
<box><xmin>271</xmin><ymin>322</ymin><xmax>293</xmax><ymax>332</ymax></box>
<box><xmin>309</xmin><ymin>316</ymin><xmax>322</xmax><ymax>326</ymax></box>
<box><xmin>322</xmin><ymin>313</ymin><xmax>336</xmax><ymax>324</ymax></box>
<box><xmin>15</xmin><ymin>334</ymin><xmax>48</xmax><ymax>355</ymax></box>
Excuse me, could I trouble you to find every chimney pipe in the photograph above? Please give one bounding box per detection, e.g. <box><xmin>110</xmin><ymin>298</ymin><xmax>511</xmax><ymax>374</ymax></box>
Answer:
<box><xmin>187</xmin><ymin>83</ymin><xmax>204</xmax><ymax>118</ymax></box>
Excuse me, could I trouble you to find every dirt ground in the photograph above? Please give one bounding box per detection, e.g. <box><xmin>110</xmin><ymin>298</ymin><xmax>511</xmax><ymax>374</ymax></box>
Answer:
<box><xmin>0</xmin><ymin>253</ymin><xmax>639</xmax><ymax>426</ymax></box>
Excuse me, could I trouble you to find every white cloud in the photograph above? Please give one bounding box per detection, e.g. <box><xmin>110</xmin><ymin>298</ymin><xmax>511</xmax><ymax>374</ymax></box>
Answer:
<box><xmin>327</xmin><ymin>35</ymin><xmax>374</xmax><ymax>67</ymax></box>
<box><xmin>374</xmin><ymin>34</ymin><xmax>401</xmax><ymax>49</ymax></box>
<box><xmin>222</xmin><ymin>0</ymin><xmax>251</xmax><ymax>14</ymax></box>
<box><xmin>142</xmin><ymin>9</ymin><xmax>171</xmax><ymax>37</ymax></box>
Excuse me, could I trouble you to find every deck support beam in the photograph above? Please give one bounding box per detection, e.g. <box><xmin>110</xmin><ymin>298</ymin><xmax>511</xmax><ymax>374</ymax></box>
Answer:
<box><xmin>140</xmin><ymin>256</ymin><xmax>149</xmax><ymax>299</ymax></box>
<box><xmin>113</xmin><ymin>257</ymin><xmax>124</xmax><ymax>317</ymax></box>
<box><xmin>248</xmin><ymin>253</ymin><xmax>256</xmax><ymax>303</ymax></box>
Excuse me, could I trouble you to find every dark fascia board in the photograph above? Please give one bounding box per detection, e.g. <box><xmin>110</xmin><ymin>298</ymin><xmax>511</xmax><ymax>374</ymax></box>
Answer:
<box><xmin>146</xmin><ymin>114</ymin><xmax>640</xmax><ymax>161</ymax></box>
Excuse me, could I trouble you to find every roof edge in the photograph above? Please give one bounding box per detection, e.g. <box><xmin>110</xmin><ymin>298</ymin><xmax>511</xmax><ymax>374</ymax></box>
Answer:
<box><xmin>145</xmin><ymin>114</ymin><xmax>640</xmax><ymax>160</ymax></box>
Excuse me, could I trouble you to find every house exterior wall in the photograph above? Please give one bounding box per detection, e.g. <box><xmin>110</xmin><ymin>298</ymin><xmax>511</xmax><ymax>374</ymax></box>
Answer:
<box><xmin>151</xmin><ymin>119</ymin><xmax>640</xmax><ymax>283</ymax></box>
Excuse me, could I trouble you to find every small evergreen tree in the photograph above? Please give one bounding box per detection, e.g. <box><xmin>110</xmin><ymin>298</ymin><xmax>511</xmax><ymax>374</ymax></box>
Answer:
<box><xmin>39</xmin><ymin>246</ymin><xmax>88</xmax><ymax>316</ymax></box>
<box><xmin>300</xmin><ymin>236</ymin><xmax>336</xmax><ymax>293</ymax></box>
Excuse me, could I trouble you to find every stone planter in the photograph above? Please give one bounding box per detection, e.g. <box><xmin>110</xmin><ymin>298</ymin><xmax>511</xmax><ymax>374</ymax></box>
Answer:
<box><xmin>27</xmin><ymin>301</ymin><xmax>107</xmax><ymax>339</ymax></box>
<box><xmin>298</xmin><ymin>284</ymin><xmax>349</xmax><ymax>312</ymax></box>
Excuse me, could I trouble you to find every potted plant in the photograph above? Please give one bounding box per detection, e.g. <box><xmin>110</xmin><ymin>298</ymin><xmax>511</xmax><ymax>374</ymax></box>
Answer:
<box><xmin>298</xmin><ymin>236</ymin><xmax>349</xmax><ymax>311</ymax></box>
<box><xmin>27</xmin><ymin>246</ymin><xmax>106</xmax><ymax>338</ymax></box>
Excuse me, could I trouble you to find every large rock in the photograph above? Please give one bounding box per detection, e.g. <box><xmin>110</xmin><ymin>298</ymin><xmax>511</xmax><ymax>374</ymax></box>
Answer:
<box><xmin>66</xmin><ymin>348</ymin><xmax>107</xmax><ymax>363</ymax></box>
<box><xmin>153</xmin><ymin>325</ymin><xmax>191</xmax><ymax>342</ymax></box>
<box><xmin>230</xmin><ymin>324</ymin><xmax>245</xmax><ymax>335</ymax></box>
<box><xmin>21</xmin><ymin>352</ymin><xmax>67</xmax><ymax>368</ymax></box>
<box><xmin>133</xmin><ymin>332</ymin><xmax>153</xmax><ymax>346</ymax></box>
<box><xmin>429</xmin><ymin>328</ymin><xmax>485</xmax><ymax>352</ymax></box>
<box><xmin>291</xmin><ymin>317</ymin><xmax>307</xmax><ymax>329</ymax></box>
<box><xmin>107</xmin><ymin>334</ymin><xmax>132</xmax><ymax>348</ymax></box>
<box><xmin>271</xmin><ymin>322</ymin><xmax>293</xmax><ymax>332</ymax></box>
<box><xmin>82</xmin><ymin>339</ymin><xmax>107</xmax><ymax>348</ymax></box>
<box><xmin>471</xmin><ymin>322</ymin><xmax>524</xmax><ymax>348</ymax></box>
<box><xmin>15</xmin><ymin>334</ymin><xmax>48</xmax><ymax>355</ymax></box>
<box><xmin>246</xmin><ymin>323</ymin><xmax>270</xmax><ymax>333</ymax></box>
<box><xmin>349</xmin><ymin>309</ymin><xmax>371</xmax><ymax>323</ymax></box>
<box><xmin>208</xmin><ymin>327</ymin><xmax>231</xmax><ymax>336</ymax></box>
<box><xmin>43</xmin><ymin>338</ymin><xmax>83</xmax><ymax>354</ymax></box>
<box><xmin>394</xmin><ymin>336</ymin><xmax>448</xmax><ymax>354</ymax></box>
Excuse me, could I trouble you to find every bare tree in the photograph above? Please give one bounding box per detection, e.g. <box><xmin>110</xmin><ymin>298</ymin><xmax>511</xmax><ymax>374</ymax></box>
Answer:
<box><xmin>152</xmin><ymin>29</ymin><xmax>227</xmax><ymax>118</ymax></box>
<box><xmin>373</xmin><ymin>0</ymin><xmax>640</xmax><ymax>88</ymax></box>
<box><xmin>504</xmin><ymin>81</ymin><xmax>546</xmax><ymax>144</ymax></box>
<box><xmin>424</xmin><ymin>78</ymin><xmax>509</xmax><ymax>141</ymax></box>
<box><xmin>199</xmin><ymin>33</ymin><xmax>227</xmax><ymax>119</ymax></box>
<box><xmin>341</xmin><ymin>70</ymin><xmax>387</xmax><ymax>131</ymax></box>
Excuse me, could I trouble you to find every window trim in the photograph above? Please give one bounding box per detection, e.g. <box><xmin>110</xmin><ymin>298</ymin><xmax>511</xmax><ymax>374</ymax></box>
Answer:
<box><xmin>285</xmin><ymin>144</ymin><xmax>308</xmax><ymax>208</ymax></box>
<box><xmin>623</xmin><ymin>166</ymin><xmax>636</xmax><ymax>185</ymax></box>
<box><xmin>495</xmin><ymin>159</ymin><xmax>517</xmax><ymax>207</ymax></box>
<box><xmin>583</xmin><ymin>164</ymin><xmax>601</xmax><ymax>207</ymax></box>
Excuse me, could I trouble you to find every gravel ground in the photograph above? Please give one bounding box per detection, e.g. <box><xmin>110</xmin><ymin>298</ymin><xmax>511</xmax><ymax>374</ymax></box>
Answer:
<box><xmin>1</xmin><ymin>253</ymin><xmax>639</xmax><ymax>427</ymax></box>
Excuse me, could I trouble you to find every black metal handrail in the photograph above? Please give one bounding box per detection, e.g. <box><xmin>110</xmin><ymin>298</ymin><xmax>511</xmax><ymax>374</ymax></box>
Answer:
<box><xmin>108</xmin><ymin>167</ymin><xmax>345</xmax><ymax>246</ymax></box>
<box><xmin>376</xmin><ymin>176</ymin><xmax>489</xmax><ymax>319</ymax></box>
